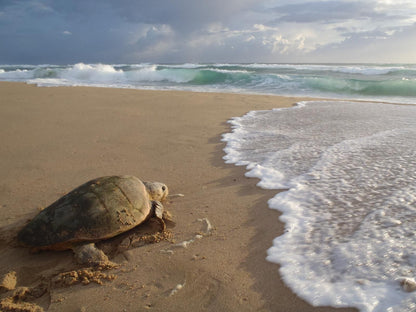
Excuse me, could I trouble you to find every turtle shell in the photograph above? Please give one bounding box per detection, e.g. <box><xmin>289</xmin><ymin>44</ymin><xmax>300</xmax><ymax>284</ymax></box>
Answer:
<box><xmin>17</xmin><ymin>175</ymin><xmax>152</xmax><ymax>251</ymax></box>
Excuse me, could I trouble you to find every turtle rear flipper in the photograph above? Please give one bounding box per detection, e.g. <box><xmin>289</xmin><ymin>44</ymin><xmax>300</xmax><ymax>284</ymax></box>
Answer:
<box><xmin>73</xmin><ymin>243</ymin><xmax>109</xmax><ymax>265</ymax></box>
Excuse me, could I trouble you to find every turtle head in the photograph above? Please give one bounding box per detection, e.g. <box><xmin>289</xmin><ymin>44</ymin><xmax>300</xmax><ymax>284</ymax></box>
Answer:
<box><xmin>143</xmin><ymin>181</ymin><xmax>169</xmax><ymax>201</ymax></box>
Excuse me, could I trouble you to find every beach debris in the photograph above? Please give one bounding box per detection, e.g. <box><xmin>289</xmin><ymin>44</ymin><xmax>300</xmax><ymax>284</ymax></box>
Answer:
<box><xmin>169</xmin><ymin>281</ymin><xmax>186</xmax><ymax>297</ymax></box>
<box><xmin>160</xmin><ymin>218</ymin><xmax>214</xmax><ymax>254</ymax></box>
<box><xmin>0</xmin><ymin>271</ymin><xmax>17</xmax><ymax>291</ymax></box>
<box><xmin>176</xmin><ymin>235</ymin><xmax>203</xmax><ymax>248</ymax></box>
<box><xmin>17</xmin><ymin>176</ymin><xmax>172</xmax><ymax>265</ymax></box>
<box><xmin>198</xmin><ymin>218</ymin><xmax>213</xmax><ymax>235</ymax></box>
<box><xmin>168</xmin><ymin>193</ymin><xmax>185</xmax><ymax>198</ymax></box>
<box><xmin>160</xmin><ymin>235</ymin><xmax>203</xmax><ymax>254</ymax></box>
<box><xmin>191</xmin><ymin>254</ymin><xmax>207</xmax><ymax>261</ymax></box>
<box><xmin>400</xmin><ymin>277</ymin><xmax>416</xmax><ymax>292</ymax></box>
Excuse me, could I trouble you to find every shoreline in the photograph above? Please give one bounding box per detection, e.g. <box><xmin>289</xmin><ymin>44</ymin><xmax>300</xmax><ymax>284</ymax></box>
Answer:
<box><xmin>0</xmin><ymin>82</ymin><xmax>357</xmax><ymax>311</ymax></box>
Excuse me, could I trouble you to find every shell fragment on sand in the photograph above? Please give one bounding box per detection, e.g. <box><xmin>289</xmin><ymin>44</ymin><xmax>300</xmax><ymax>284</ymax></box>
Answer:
<box><xmin>169</xmin><ymin>281</ymin><xmax>186</xmax><ymax>297</ymax></box>
<box><xmin>400</xmin><ymin>277</ymin><xmax>416</xmax><ymax>292</ymax></box>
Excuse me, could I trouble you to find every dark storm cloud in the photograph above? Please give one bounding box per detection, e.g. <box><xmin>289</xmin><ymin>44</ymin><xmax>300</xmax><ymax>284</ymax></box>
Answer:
<box><xmin>0</xmin><ymin>0</ymin><xmax>254</xmax><ymax>63</ymax></box>
<box><xmin>0</xmin><ymin>0</ymin><xmax>126</xmax><ymax>63</ymax></box>
<box><xmin>0</xmin><ymin>0</ymin><xmax>256</xmax><ymax>63</ymax></box>
<box><xmin>111</xmin><ymin>0</ymin><xmax>257</xmax><ymax>32</ymax></box>
<box><xmin>1</xmin><ymin>0</ymin><xmax>416</xmax><ymax>63</ymax></box>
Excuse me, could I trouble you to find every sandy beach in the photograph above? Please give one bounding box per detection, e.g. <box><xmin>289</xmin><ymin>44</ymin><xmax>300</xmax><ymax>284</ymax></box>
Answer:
<box><xmin>0</xmin><ymin>82</ymin><xmax>357</xmax><ymax>312</ymax></box>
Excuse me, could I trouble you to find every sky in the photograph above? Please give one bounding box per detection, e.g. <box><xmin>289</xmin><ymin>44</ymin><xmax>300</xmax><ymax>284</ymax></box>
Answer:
<box><xmin>1</xmin><ymin>0</ymin><xmax>416</xmax><ymax>64</ymax></box>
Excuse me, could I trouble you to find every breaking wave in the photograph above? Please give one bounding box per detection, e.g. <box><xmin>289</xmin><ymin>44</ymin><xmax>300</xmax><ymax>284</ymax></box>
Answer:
<box><xmin>1</xmin><ymin>63</ymin><xmax>416</xmax><ymax>103</ymax></box>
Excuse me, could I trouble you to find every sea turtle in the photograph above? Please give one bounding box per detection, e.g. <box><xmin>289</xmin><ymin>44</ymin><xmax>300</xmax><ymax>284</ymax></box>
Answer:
<box><xmin>17</xmin><ymin>175</ymin><xmax>170</xmax><ymax>264</ymax></box>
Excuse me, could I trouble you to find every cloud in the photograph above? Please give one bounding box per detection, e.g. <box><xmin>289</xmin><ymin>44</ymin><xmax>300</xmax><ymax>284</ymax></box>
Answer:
<box><xmin>112</xmin><ymin>0</ymin><xmax>258</xmax><ymax>33</ymax></box>
<box><xmin>306</xmin><ymin>22</ymin><xmax>416</xmax><ymax>63</ymax></box>
<box><xmin>269</xmin><ymin>1</ymin><xmax>380</xmax><ymax>24</ymax></box>
<box><xmin>123</xmin><ymin>24</ymin><xmax>176</xmax><ymax>60</ymax></box>
<box><xmin>1</xmin><ymin>0</ymin><xmax>416</xmax><ymax>63</ymax></box>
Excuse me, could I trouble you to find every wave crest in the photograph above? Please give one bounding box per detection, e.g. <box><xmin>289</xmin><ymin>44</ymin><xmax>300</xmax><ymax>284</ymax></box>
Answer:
<box><xmin>1</xmin><ymin>63</ymin><xmax>416</xmax><ymax>103</ymax></box>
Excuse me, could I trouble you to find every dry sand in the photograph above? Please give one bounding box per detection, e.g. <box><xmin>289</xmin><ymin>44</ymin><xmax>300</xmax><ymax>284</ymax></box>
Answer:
<box><xmin>0</xmin><ymin>82</ymin><xmax>357</xmax><ymax>311</ymax></box>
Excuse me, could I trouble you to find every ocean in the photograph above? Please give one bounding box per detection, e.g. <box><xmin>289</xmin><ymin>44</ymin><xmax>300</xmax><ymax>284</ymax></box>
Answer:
<box><xmin>1</xmin><ymin>63</ymin><xmax>416</xmax><ymax>104</ymax></box>
<box><xmin>2</xmin><ymin>63</ymin><xmax>416</xmax><ymax>311</ymax></box>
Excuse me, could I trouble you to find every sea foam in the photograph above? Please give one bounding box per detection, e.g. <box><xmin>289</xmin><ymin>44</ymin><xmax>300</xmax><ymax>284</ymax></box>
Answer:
<box><xmin>2</xmin><ymin>63</ymin><xmax>416</xmax><ymax>103</ymax></box>
<box><xmin>223</xmin><ymin>101</ymin><xmax>416</xmax><ymax>311</ymax></box>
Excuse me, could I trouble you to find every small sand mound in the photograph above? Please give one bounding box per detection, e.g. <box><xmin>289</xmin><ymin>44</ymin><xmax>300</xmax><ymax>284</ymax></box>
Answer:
<box><xmin>0</xmin><ymin>286</ymin><xmax>47</xmax><ymax>312</ymax></box>
<box><xmin>53</xmin><ymin>265</ymin><xmax>118</xmax><ymax>287</ymax></box>
<box><xmin>0</xmin><ymin>297</ymin><xmax>43</xmax><ymax>312</ymax></box>
<box><xmin>0</xmin><ymin>271</ymin><xmax>17</xmax><ymax>292</ymax></box>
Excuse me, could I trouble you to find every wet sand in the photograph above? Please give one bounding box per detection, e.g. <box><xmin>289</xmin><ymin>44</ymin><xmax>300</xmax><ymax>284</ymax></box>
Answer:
<box><xmin>0</xmin><ymin>82</ymin><xmax>356</xmax><ymax>311</ymax></box>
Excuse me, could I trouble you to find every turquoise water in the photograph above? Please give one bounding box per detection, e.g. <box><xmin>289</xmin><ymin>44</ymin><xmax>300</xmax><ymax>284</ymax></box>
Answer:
<box><xmin>1</xmin><ymin>63</ymin><xmax>416</xmax><ymax>103</ymax></box>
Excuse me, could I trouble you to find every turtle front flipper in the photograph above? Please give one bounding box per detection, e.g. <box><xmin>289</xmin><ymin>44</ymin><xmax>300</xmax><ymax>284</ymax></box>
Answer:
<box><xmin>152</xmin><ymin>201</ymin><xmax>166</xmax><ymax>232</ymax></box>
